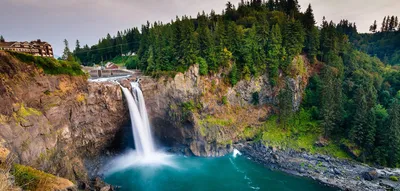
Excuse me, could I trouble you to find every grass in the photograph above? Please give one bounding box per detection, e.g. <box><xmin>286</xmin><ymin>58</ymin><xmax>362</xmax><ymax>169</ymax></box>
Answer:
<box><xmin>12</xmin><ymin>164</ymin><xmax>74</xmax><ymax>191</ymax></box>
<box><xmin>198</xmin><ymin>115</ymin><xmax>234</xmax><ymax>128</ymax></box>
<box><xmin>7</xmin><ymin>51</ymin><xmax>85</xmax><ymax>76</ymax></box>
<box><xmin>257</xmin><ymin>109</ymin><xmax>351</xmax><ymax>159</ymax></box>
<box><xmin>12</xmin><ymin>103</ymin><xmax>42</xmax><ymax>125</ymax></box>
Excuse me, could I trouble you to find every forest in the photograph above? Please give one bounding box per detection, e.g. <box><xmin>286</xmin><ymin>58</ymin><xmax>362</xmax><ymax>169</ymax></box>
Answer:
<box><xmin>72</xmin><ymin>0</ymin><xmax>400</xmax><ymax>167</ymax></box>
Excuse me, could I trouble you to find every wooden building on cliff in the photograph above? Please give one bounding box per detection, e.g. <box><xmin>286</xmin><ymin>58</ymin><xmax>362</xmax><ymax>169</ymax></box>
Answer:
<box><xmin>0</xmin><ymin>39</ymin><xmax>53</xmax><ymax>57</ymax></box>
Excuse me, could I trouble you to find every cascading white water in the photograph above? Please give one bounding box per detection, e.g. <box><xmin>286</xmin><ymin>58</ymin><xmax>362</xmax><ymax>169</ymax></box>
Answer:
<box><xmin>120</xmin><ymin>85</ymin><xmax>155</xmax><ymax>156</ymax></box>
<box><xmin>130</xmin><ymin>82</ymin><xmax>154</xmax><ymax>151</ymax></box>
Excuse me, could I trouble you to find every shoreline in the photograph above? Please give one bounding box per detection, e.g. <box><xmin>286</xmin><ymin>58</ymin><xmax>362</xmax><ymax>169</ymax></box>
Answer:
<box><xmin>235</xmin><ymin>142</ymin><xmax>400</xmax><ymax>191</ymax></box>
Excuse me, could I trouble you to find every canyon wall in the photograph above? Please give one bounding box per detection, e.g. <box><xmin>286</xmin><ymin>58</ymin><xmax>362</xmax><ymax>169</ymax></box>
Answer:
<box><xmin>140</xmin><ymin>55</ymin><xmax>311</xmax><ymax>156</ymax></box>
<box><xmin>0</xmin><ymin>51</ymin><xmax>128</xmax><ymax>185</ymax></box>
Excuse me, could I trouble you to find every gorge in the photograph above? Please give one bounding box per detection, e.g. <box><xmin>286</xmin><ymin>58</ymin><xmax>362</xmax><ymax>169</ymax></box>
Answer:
<box><xmin>1</xmin><ymin>50</ymin><xmax>399</xmax><ymax>191</ymax></box>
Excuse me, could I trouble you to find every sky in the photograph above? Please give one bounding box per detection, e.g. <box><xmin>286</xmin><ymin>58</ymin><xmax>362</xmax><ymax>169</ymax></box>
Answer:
<box><xmin>1</xmin><ymin>0</ymin><xmax>399</xmax><ymax>57</ymax></box>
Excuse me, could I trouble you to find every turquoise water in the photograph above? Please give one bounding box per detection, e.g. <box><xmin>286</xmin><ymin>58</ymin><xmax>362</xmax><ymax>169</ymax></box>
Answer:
<box><xmin>104</xmin><ymin>152</ymin><xmax>337</xmax><ymax>191</ymax></box>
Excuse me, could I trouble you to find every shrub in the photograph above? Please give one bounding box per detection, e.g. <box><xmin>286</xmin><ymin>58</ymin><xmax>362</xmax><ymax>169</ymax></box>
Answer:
<box><xmin>8</xmin><ymin>51</ymin><xmax>84</xmax><ymax>76</ymax></box>
<box><xmin>221</xmin><ymin>96</ymin><xmax>228</xmax><ymax>105</ymax></box>
<box><xmin>390</xmin><ymin>176</ymin><xmax>399</xmax><ymax>181</ymax></box>
<box><xmin>197</xmin><ymin>57</ymin><xmax>208</xmax><ymax>75</ymax></box>
<box><xmin>125</xmin><ymin>56</ymin><xmax>139</xmax><ymax>69</ymax></box>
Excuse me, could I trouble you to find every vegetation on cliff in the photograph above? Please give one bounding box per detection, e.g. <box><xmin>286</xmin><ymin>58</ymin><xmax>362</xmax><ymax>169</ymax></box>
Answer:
<box><xmin>5</xmin><ymin>51</ymin><xmax>84</xmax><ymax>76</ymax></box>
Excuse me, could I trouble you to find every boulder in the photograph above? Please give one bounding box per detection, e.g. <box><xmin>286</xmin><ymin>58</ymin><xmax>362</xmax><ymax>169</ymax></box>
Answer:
<box><xmin>362</xmin><ymin>169</ymin><xmax>379</xmax><ymax>181</ymax></box>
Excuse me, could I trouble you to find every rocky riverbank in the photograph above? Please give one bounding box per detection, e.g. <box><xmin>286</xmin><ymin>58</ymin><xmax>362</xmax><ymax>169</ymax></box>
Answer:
<box><xmin>235</xmin><ymin>142</ymin><xmax>400</xmax><ymax>191</ymax></box>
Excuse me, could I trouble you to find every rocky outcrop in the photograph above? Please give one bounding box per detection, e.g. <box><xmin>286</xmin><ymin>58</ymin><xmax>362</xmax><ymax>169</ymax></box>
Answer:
<box><xmin>236</xmin><ymin>142</ymin><xmax>400</xmax><ymax>191</ymax></box>
<box><xmin>0</xmin><ymin>51</ymin><xmax>128</xmax><ymax>186</ymax></box>
<box><xmin>139</xmin><ymin>55</ymin><xmax>311</xmax><ymax>157</ymax></box>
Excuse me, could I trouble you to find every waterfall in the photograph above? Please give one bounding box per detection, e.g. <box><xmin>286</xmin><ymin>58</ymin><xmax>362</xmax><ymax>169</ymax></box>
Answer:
<box><xmin>131</xmin><ymin>82</ymin><xmax>154</xmax><ymax>149</ymax></box>
<box><xmin>120</xmin><ymin>84</ymin><xmax>155</xmax><ymax>156</ymax></box>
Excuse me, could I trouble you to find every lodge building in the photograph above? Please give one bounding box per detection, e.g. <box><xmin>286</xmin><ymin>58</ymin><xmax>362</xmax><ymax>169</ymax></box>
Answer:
<box><xmin>0</xmin><ymin>39</ymin><xmax>53</xmax><ymax>57</ymax></box>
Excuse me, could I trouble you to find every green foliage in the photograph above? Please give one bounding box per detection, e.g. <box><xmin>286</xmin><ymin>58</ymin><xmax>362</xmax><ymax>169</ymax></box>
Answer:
<box><xmin>197</xmin><ymin>57</ymin><xmax>208</xmax><ymax>75</ymax></box>
<box><xmin>9</xmin><ymin>51</ymin><xmax>84</xmax><ymax>76</ymax></box>
<box><xmin>278</xmin><ymin>83</ymin><xmax>293</xmax><ymax>128</ymax></box>
<box><xmin>221</xmin><ymin>96</ymin><xmax>228</xmax><ymax>105</ymax></box>
<box><xmin>390</xmin><ymin>176</ymin><xmax>399</xmax><ymax>182</ymax></box>
<box><xmin>125</xmin><ymin>56</ymin><xmax>139</xmax><ymax>69</ymax></box>
<box><xmin>229</xmin><ymin>63</ymin><xmax>239</xmax><ymax>86</ymax></box>
<box><xmin>12</xmin><ymin>164</ymin><xmax>56</xmax><ymax>190</ymax></box>
<box><xmin>260</xmin><ymin>109</ymin><xmax>350</xmax><ymax>159</ymax></box>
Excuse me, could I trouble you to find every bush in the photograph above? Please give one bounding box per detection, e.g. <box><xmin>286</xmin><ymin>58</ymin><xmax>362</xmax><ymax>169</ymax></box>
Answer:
<box><xmin>125</xmin><ymin>56</ymin><xmax>139</xmax><ymax>69</ymax></box>
<box><xmin>221</xmin><ymin>96</ymin><xmax>228</xmax><ymax>105</ymax></box>
<box><xmin>8</xmin><ymin>51</ymin><xmax>84</xmax><ymax>76</ymax></box>
<box><xmin>390</xmin><ymin>176</ymin><xmax>399</xmax><ymax>182</ymax></box>
<box><xmin>197</xmin><ymin>57</ymin><xmax>208</xmax><ymax>75</ymax></box>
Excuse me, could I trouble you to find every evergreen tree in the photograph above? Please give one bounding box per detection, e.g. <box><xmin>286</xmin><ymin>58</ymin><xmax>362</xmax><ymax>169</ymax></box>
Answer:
<box><xmin>319</xmin><ymin>66</ymin><xmax>336</xmax><ymax>137</ymax></box>
<box><xmin>389</xmin><ymin>16</ymin><xmax>396</xmax><ymax>31</ymax></box>
<box><xmin>386</xmin><ymin>100</ymin><xmax>400</xmax><ymax>167</ymax></box>
<box><xmin>303</xmin><ymin>4</ymin><xmax>319</xmax><ymax>62</ymax></box>
<box><xmin>197</xmin><ymin>12</ymin><xmax>214</xmax><ymax>67</ymax></box>
<box><xmin>197</xmin><ymin>57</ymin><xmax>208</xmax><ymax>75</ymax></box>
<box><xmin>279</xmin><ymin>82</ymin><xmax>294</xmax><ymax>129</ymax></box>
<box><xmin>385</xmin><ymin>15</ymin><xmax>390</xmax><ymax>31</ymax></box>
<box><xmin>229</xmin><ymin>63</ymin><xmax>238</xmax><ymax>86</ymax></box>
<box><xmin>381</xmin><ymin>16</ymin><xmax>387</xmax><ymax>32</ymax></box>
<box><xmin>62</xmin><ymin>39</ymin><xmax>72</xmax><ymax>60</ymax></box>
<box><xmin>267</xmin><ymin>24</ymin><xmax>284</xmax><ymax>86</ymax></box>
<box><xmin>350</xmin><ymin>87</ymin><xmax>376</xmax><ymax>159</ymax></box>
<box><xmin>369</xmin><ymin>20</ymin><xmax>377</xmax><ymax>33</ymax></box>
<box><xmin>283</xmin><ymin>19</ymin><xmax>305</xmax><ymax>69</ymax></box>
<box><xmin>0</xmin><ymin>35</ymin><xmax>4</xmax><ymax>42</ymax></box>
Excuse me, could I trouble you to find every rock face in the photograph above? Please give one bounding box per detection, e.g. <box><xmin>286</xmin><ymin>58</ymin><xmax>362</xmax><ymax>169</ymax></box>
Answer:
<box><xmin>0</xmin><ymin>51</ymin><xmax>128</xmax><ymax>185</ymax></box>
<box><xmin>139</xmin><ymin>55</ymin><xmax>311</xmax><ymax>156</ymax></box>
<box><xmin>236</xmin><ymin>142</ymin><xmax>400</xmax><ymax>191</ymax></box>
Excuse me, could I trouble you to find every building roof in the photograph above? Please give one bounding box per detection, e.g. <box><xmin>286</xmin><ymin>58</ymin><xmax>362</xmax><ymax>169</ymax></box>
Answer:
<box><xmin>0</xmin><ymin>40</ymin><xmax>52</xmax><ymax>48</ymax></box>
<box><xmin>0</xmin><ymin>42</ymin><xmax>16</xmax><ymax>48</ymax></box>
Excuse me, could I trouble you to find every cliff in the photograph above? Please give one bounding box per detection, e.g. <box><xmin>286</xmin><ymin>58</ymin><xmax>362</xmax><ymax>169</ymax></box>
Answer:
<box><xmin>140</xmin><ymin>55</ymin><xmax>311</xmax><ymax>156</ymax></box>
<box><xmin>0</xmin><ymin>50</ymin><xmax>311</xmax><ymax>188</ymax></box>
<box><xmin>0</xmin><ymin>51</ymin><xmax>128</xmax><ymax>187</ymax></box>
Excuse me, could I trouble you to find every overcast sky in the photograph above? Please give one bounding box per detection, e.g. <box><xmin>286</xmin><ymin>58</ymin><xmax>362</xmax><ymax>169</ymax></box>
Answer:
<box><xmin>1</xmin><ymin>0</ymin><xmax>399</xmax><ymax>57</ymax></box>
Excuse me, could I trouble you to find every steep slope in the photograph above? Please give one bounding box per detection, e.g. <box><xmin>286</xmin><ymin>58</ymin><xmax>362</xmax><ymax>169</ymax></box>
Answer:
<box><xmin>0</xmin><ymin>51</ymin><xmax>128</xmax><ymax>185</ymax></box>
<box><xmin>140</xmin><ymin>55</ymin><xmax>311</xmax><ymax>156</ymax></box>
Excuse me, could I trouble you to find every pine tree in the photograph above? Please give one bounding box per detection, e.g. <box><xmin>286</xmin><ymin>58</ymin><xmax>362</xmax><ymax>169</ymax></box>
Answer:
<box><xmin>381</xmin><ymin>16</ymin><xmax>387</xmax><ymax>32</ymax></box>
<box><xmin>385</xmin><ymin>15</ymin><xmax>391</xmax><ymax>31</ymax></box>
<box><xmin>389</xmin><ymin>16</ymin><xmax>396</xmax><ymax>31</ymax></box>
<box><xmin>303</xmin><ymin>4</ymin><xmax>319</xmax><ymax>62</ymax></box>
<box><xmin>197</xmin><ymin>12</ymin><xmax>214</xmax><ymax>66</ymax></box>
<box><xmin>320</xmin><ymin>65</ymin><xmax>336</xmax><ymax>137</ymax></box>
<box><xmin>229</xmin><ymin>63</ymin><xmax>238</xmax><ymax>86</ymax></box>
<box><xmin>267</xmin><ymin>24</ymin><xmax>284</xmax><ymax>86</ymax></box>
<box><xmin>75</xmin><ymin>40</ymin><xmax>81</xmax><ymax>53</ymax></box>
<box><xmin>283</xmin><ymin>19</ymin><xmax>305</xmax><ymax>68</ymax></box>
<box><xmin>279</xmin><ymin>82</ymin><xmax>294</xmax><ymax>129</ymax></box>
<box><xmin>369</xmin><ymin>20</ymin><xmax>377</xmax><ymax>33</ymax></box>
<box><xmin>62</xmin><ymin>39</ymin><xmax>72</xmax><ymax>60</ymax></box>
<box><xmin>395</xmin><ymin>16</ymin><xmax>399</xmax><ymax>30</ymax></box>
<box><xmin>350</xmin><ymin>87</ymin><xmax>376</xmax><ymax>158</ymax></box>
<box><xmin>387</xmin><ymin>100</ymin><xmax>400</xmax><ymax>167</ymax></box>
<box><xmin>0</xmin><ymin>35</ymin><xmax>4</xmax><ymax>42</ymax></box>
